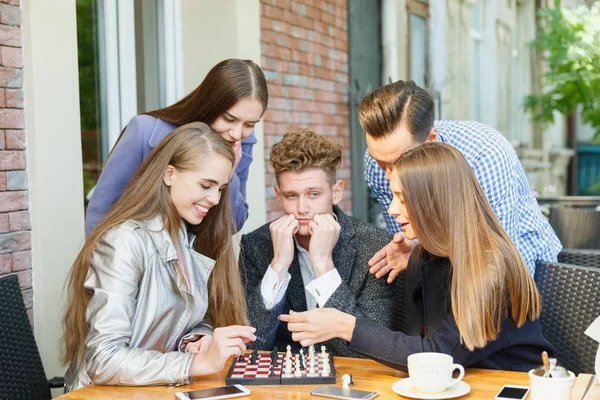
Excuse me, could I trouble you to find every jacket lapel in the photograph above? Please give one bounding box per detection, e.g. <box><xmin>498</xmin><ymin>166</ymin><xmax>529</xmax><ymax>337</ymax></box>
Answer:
<box><xmin>331</xmin><ymin>206</ymin><xmax>356</xmax><ymax>286</ymax></box>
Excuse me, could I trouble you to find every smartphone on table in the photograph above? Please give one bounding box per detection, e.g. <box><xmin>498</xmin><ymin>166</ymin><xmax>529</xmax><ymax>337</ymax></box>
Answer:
<box><xmin>494</xmin><ymin>385</ymin><xmax>530</xmax><ymax>400</ymax></box>
<box><xmin>311</xmin><ymin>385</ymin><xmax>379</xmax><ymax>400</ymax></box>
<box><xmin>174</xmin><ymin>384</ymin><xmax>250</xmax><ymax>400</ymax></box>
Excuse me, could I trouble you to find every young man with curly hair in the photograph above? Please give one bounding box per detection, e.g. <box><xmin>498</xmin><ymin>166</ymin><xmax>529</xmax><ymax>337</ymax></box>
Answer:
<box><xmin>240</xmin><ymin>129</ymin><xmax>395</xmax><ymax>356</ymax></box>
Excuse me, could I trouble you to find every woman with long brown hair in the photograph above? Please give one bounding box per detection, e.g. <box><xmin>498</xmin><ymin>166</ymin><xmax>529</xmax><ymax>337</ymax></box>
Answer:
<box><xmin>63</xmin><ymin>122</ymin><xmax>255</xmax><ymax>392</ymax></box>
<box><xmin>85</xmin><ymin>58</ymin><xmax>268</xmax><ymax>236</ymax></box>
<box><xmin>280</xmin><ymin>142</ymin><xmax>553</xmax><ymax>372</ymax></box>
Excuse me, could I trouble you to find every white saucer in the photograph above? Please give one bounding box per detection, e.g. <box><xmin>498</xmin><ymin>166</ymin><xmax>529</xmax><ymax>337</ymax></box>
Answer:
<box><xmin>392</xmin><ymin>378</ymin><xmax>471</xmax><ymax>399</ymax></box>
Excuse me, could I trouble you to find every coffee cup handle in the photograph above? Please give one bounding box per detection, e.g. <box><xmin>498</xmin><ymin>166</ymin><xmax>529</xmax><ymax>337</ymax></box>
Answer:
<box><xmin>446</xmin><ymin>364</ymin><xmax>465</xmax><ymax>389</ymax></box>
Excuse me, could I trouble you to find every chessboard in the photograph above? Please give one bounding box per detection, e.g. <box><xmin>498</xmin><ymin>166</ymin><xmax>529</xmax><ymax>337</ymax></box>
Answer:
<box><xmin>225</xmin><ymin>346</ymin><xmax>336</xmax><ymax>386</ymax></box>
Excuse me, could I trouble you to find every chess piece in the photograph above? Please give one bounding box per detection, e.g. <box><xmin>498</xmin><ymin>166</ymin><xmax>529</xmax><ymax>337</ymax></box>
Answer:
<box><xmin>271</xmin><ymin>349</ymin><xmax>279</xmax><ymax>367</ymax></box>
<box><xmin>286</xmin><ymin>344</ymin><xmax>292</xmax><ymax>360</ymax></box>
<box><xmin>321</xmin><ymin>345</ymin><xmax>327</xmax><ymax>358</ymax></box>
<box><xmin>294</xmin><ymin>359</ymin><xmax>302</xmax><ymax>377</ymax></box>
<box><xmin>269</xmin><ymin>366</ymin><xmax>276</xmax><ymax>378</ymax></box>
<box><xmin>238</xmin><ymin>354</ymin><xmax>245</xmax><ymax>363</ymax></box>
<box><xmin>282</xmin><ymin>356</ymin><xmax>294</xmax><ymax>377</ymax></box>
<box><xmin>250</xmin><ymin>348</ymin><xmax>258</xmax><ymax>365</ymax></box>
<box><xmin>342</xmin><ymin>374</ymin><xmax>354</xmax><ymax>389</ymax></box>
<box><xmin>307</xmin><ymin>354</ymin><xmax>318</xmax><ymax>377</ymax></box>
<box><xmin>309</xmin><ymin>344</ymin><xmax>315</xmax><ymax>359</ymax></box>
<box><xmin>322</xmin><ymin>356</ymin><xmax>330</xmax><ymax>375</ymax></box>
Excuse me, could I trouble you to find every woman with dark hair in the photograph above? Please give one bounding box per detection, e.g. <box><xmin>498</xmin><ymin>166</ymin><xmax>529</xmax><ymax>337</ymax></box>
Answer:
<box><xmin>86</xmin><ymin>59</ymin><xmax>268</xmax><ymax>235</ymax></box>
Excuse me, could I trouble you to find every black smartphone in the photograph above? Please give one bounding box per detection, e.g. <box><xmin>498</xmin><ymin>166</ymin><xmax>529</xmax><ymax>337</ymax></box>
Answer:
<box><xmin>494</xmin><ymin>385</ymin><xmax>530</xmax><ymax>400</ymax></box>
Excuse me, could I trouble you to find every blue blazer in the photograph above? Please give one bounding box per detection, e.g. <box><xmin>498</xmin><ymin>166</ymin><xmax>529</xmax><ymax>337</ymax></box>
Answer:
<box><xmin>348</xmin><ymin>249</ymin><xmax>554</xmax><ymax>372</ymax></box>
<box><xmin>85</xmin><ymin>115</ymin><xmax>256</xmax><ymax>235</ymax></box>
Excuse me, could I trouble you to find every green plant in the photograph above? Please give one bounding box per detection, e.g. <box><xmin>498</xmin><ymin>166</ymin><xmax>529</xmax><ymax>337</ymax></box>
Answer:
<box><xmin>524</xmin><ymin>1</ymin><xmax>600</xmax><ymax>142</ymax></box>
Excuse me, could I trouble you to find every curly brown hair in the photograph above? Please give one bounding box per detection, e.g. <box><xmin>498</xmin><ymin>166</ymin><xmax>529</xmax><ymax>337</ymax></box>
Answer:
<box><xmin>270</xmin><ymin>129</ymin><xmax>342</xmax><ymax>184</ymax></box>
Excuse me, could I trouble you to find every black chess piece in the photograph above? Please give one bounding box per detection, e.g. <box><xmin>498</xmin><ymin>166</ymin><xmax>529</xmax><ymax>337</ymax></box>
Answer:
<box><xmin>271</xmin><ymin>350</ymin><xmax>278</xmax><ymax>367</ymax></box>
<box><xmin>250</xmin><ymin>348</ymin><xmax>258</xmax><ymax>365</ymax></box>
<box><xmin>238</xmin><ymin>354</ymin><xmax>245</xmax><ymax>363</ymax></box>
<box><xmin>269</xmin><ymin>366</ymin><xmax>275</xmax><ymax>378</ymax></box>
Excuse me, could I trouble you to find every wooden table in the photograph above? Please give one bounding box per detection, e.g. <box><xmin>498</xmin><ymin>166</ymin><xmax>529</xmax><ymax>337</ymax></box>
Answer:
<box><xmin>57</xmin><ymin>356</ymin><xmax>532</xmax><ymax>399</ymax></box>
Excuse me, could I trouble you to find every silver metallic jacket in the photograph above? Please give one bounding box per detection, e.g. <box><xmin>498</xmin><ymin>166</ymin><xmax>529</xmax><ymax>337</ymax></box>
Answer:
<box><xmin>64</xmin><ymin>216</ymin><xmax>215</xmax><ymax>392</ymax></box>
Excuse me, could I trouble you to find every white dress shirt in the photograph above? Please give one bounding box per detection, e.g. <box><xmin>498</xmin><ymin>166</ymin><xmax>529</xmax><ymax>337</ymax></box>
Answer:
<box><xmin>260</xmin><ymin>240</ymin><xmax>342</xmax><ymax>310</ymax></box>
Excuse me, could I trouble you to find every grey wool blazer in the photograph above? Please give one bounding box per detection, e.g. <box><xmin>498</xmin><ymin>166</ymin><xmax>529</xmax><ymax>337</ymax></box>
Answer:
<box><xmin>240</xmin><ymin>205</ymin><xmax>396</xmax><ymax>357</ymax></box>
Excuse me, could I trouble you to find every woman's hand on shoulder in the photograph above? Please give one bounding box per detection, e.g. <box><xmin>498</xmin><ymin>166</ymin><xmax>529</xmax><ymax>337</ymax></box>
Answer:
<box><xmin>368</xmin><ymin>232</ymin><xmax>417</xmax><ymax>283</ymax></box>
<box><xmin>189</xmin><ymin>325</ymin><xmax>256</xmax><ymax>376</ymax></box>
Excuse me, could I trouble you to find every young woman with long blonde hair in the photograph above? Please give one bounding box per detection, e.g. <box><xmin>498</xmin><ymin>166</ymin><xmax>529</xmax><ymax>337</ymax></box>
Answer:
<box><xmin>63</xmin><ymin>122</ymin><xmax>254</xmax><ymax>392</ymax></box>
<box><xmin>281</xmin><ymin>142</ymin><xmax>553</xmax><ymax>371</ymax></box>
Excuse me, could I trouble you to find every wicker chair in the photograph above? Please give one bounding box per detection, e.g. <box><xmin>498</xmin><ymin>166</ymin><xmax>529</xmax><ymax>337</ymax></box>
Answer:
<box><xmin>549</xmin><ymin>207</ymin><xmax>600</xmax><ymax>249</ymax></box>
<box><xmin>0</xmin><ymin>275</ymin><xmax>64</xmax><ymax>399</ymax></box>
<box><xmin>558</xmin><ymin>248</ymin><xmax>600</xmax><ymax>268</ymax></box>
<box><xmin>534</xmin><ymin>261</ymin><xmax>600</xmax><ymax>374</ymax></box>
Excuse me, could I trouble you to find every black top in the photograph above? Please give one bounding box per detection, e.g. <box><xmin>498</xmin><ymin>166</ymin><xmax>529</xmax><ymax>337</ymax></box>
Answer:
<box><xmin>348</xmin><ymin>248</ymin><xmax>554</xmax><ymax>372</ymax></box>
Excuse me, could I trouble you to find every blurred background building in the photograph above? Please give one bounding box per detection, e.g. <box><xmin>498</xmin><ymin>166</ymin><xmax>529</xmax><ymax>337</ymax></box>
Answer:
<box><xmin>0</xmin><ymin>0</ymin><xmax>597</xmax><ymax>393</ymax></box>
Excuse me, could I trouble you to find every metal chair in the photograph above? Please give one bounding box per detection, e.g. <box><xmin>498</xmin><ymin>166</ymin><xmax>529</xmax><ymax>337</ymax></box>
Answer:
<box><xmin>558</xmin><ymin>248</ymin><xmax>600</xmax><ymax>268</ymax></box>
<box><xmin>535</xmin><ymin>261</ymin><xmax>600</xmax><ymax>374</ymax></box>
<box><xmin>0</xmin><ymin>275</ymin><xmax>64</xmax><ymax>399</ymax></box>
<box><xmin>549</xmin><ymin>206</ymin><xmax>600</xmax><ymax>249</ymax></box>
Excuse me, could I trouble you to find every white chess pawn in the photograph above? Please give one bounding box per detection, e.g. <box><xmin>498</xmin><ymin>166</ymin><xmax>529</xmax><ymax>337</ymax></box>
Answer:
<box><xmin>321</xmin><ymin>345</ymin><xmax>328</xmax><ymax>359</ymax></box>
<box><xmin>322</xmin><ymin>357</ymin><xmax>330</xmax><ymax>374</ymax></box>
<box><xmin>309</xmin><ymin>344</ymin><xmax>315</xmax><ymax>358</ymax></box>
<box><xmin>294</xmin><ymin>359</ymin><xmax>302</xmax><ymax>377</ymax></box>
<box><xmin>283</xmin><ymin>356</ymin><xmax>293</xmax><ymax>377</ymax></box>
<box><xmin>286</xmin><ymin>345</ymin><xmax>292</xmax><ymax>358</ymax></box>
<box><xmin>307</xmin><ymin>354</ymin><xmax>318</xmax><ymax>377</ymax></box>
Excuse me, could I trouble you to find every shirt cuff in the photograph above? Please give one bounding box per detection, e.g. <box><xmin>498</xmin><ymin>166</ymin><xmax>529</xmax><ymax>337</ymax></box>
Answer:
<box><xmin>260</xmin><ymin>266</ymin><xmax>291</xmax><ymax>310</ymax></box>
<box><xmin>305</xmin><ymin>269</ymin><xmax>342</xmax><ymax>308</ymax></box>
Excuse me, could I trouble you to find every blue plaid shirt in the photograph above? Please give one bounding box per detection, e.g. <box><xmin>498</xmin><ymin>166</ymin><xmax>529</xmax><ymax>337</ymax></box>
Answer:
<box><xmin>364</xmin><ymin>120</ymin><xmax>562</xmax><ymax>274</ymax></box>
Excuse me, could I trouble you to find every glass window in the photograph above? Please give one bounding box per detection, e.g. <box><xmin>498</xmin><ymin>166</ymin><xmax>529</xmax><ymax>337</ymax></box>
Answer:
<box><xmin>76</xmin><ymin>0</ymin><xmax>103</xmax><ymax>202</ymax></box>
<box><xmin>76</xmin><ymin>0</ymin><xmax>177</xmax><ymax>205</ymax></box>
<box><xmin>409</xmin><ymin>14</ymin><xmax>427</xmax><ymax>87</ymax></box>
<box><xmin>471</xmin><ymin>0</ymin><xmax>483</xmax><ymax>122</ymax></box>
<box><xmin>406</xmin><ymin>0</ymin><xmax>430</xmax><ymax>88</ymax></box>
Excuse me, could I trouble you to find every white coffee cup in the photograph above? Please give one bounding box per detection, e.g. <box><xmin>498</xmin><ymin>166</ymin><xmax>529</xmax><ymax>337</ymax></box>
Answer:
<box><xmin>407</xmin><ymin>352</ymin><xmax>465</xmax><ymax>393</ymax></box>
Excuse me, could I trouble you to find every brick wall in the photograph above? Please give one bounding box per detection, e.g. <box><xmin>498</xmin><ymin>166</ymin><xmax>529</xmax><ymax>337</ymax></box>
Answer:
<box><xmin>260</xmin><ymin>0</ymin><xmax>350</xmax><ymax>221</ymax></box>
<box><xmin>0</xmin><ymin>0</ymin><xmax>32</xmax><ymax>324</ymax></box>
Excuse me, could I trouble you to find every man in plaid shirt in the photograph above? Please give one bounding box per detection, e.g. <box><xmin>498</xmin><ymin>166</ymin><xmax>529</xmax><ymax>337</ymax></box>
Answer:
<box><xmin>360</xmin><ymin>80</ymin><xmax>561</xmax><ymax>282</ymax></box>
